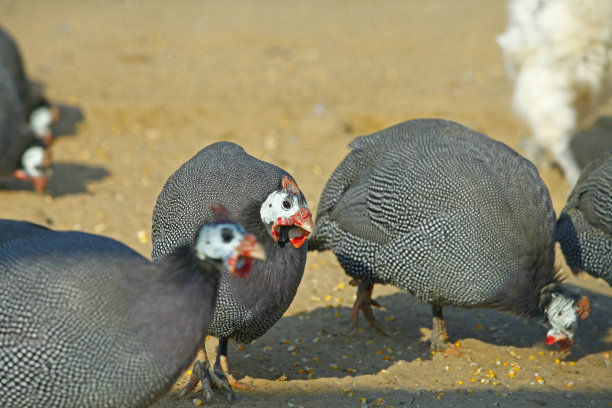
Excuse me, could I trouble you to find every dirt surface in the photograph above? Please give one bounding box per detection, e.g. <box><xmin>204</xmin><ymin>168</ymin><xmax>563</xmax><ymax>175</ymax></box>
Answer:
<box><xmin>1</xmin><ymin>1</ymin><xmax>611</xmax><ymax>407</ymax></box>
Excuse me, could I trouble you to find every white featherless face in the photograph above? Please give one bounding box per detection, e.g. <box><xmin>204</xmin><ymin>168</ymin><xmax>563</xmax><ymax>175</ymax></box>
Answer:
<box><xmin>195</xmin><ymin>223</ymin><xmax>246</xmax><ymax>262</ymax></box>
<box><xmin>29</xmin><ymin>106</ymin><xmax>53</xmax><ymax>139</ymax></box>
<box><xmin>546</xmin><ymin>293</ymin><xmax>578</xmax><ymax>338</ymax></box>
<box><xmin>21</xmin><ymin>146</ymin><xmax>46</xmax><ymax>178</ymax></box>
<box><xmin>260</xmin><ymin>191</ymin><xmax>301</xmax><ymax>226</ymax></box>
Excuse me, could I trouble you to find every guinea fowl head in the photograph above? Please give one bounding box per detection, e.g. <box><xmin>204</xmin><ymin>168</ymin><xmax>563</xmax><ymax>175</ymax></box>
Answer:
<box><xmin>195</xmin><ymin>205</ymin><xmax>266</xmax><ymax>278</ymax></box>
<box><xmin>544</xmin><ymin>293</ymin><xmax>590</xmax><ymax>353</ymax></box>
<box><xmin>29</xmin><ymin>104</ymin><xmax>59</xmax><ymax>146</ymax></box>
<box><xmin>13</xmin><ymin>144</ymin><xmax>52</xmax><ymax>192</ymax></box>
<box><xmin>259</xmin><ymin>175</ymin><xmax>313</xmax><ymax>248</ymax></box>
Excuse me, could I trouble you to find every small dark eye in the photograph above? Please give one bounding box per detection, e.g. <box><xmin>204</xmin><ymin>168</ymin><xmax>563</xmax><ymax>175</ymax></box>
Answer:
<box><xmin>221</xmin><ymin>227</ymin><xmax>234</xmax><ymax>243</ymax></box>
<box><xmin>558</xmin><ymin>311</ymin><xmax>562</xmax><ymax>316</ymax></box>
<box><xmin>282</xmin><ymin>199</ymin><xmax>291</xmax><ymax>210</ymax></box>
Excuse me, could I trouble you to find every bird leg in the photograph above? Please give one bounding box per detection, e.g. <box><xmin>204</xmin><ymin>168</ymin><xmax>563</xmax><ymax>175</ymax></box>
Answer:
<box><xmin>215</xmin><ymin>338</ymin><xmax>254</xmax><ymax>392</ymax></box>
<box><xmin>350</xmin><ymin>279</ymin><xmax>390</xmax><ymax>336</ymax></box>
<box><xmin>430</xmin><ymin>305</ymin><xmax>462</xmax><ymax>356</ymax></box>
<box><xmin>180</xmin><ymin>345</ymin><xmax>236</xmax><ymax>402</ymax></box>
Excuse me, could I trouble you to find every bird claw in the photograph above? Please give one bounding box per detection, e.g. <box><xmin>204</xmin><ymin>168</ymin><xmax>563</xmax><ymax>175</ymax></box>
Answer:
<box><xmin>351</xmin><ymin>281</ymin><xmax>391</xmax><ymax>336</ymax></box>
<box><xmin>180</xmin><ymin>358</ymin><xmax>239</xmax><ymax>403</ymax></box>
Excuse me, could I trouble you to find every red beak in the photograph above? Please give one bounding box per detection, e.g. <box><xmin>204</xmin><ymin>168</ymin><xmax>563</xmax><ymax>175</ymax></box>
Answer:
<box><xmin>225</xmin><ymin>233</ymin><xmax>266</xmax><ymax>278</ymax></box>
<box><xmin>270</xmin><ymin>207</ymin><xmax>314</xmax><ymax>248</ymax></box>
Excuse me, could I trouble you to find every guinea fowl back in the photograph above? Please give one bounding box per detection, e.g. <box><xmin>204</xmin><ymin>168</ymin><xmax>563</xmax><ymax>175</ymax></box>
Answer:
<box><xmin>0</xmin><ymin>220</ymin><xmax>217</xmax><ymax>408</ymax></box>
<box><xmin>311</xmin><ymin>119</ymin><xmax>557</xmax><ymax>314</ymax></box>
<box><xmin>557</xmin><ymin>150</ymin><xmax>612</xmax><ymax>282</ymax></box>
<box><xmin>0</xmin><ymin>62</ymin><xmax>30</xmax><ymax>175</ymax></box>
<box><xmin>153</xmin><ymin>142</ymin><xmax>289</xmax><ymax>261</ymax></box>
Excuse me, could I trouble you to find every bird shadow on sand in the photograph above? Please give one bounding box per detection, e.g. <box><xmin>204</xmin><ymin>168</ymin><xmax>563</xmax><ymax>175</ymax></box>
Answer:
<box><xmin>571</xmin><ymin>116</ymin><xmax>612</xmax><ymax>168</ymax></box>
<box><xmin>45</xmin><ymin>162</ymin><xmax>109</xmax><ymax>196</ymax></box>
<box><xmin>51</xmin><ymin>103</ymin><xmax>85</xmax><ymax>138</ymax></box>
<box><xmin>231</xmin><ymin>284</ymin><xmax>611</xmax><ymax>383</ymax></box>
<box><xmin>0</xmin><ymin>163</ymin><xmax>109</xmax><ymax>196</ymax></box>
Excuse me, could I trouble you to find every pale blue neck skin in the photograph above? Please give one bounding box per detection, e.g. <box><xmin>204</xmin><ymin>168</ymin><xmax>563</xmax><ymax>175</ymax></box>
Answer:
<box><xmin>195</xmin><ymin>223</ymin><xmax>245</xmax><ymax>266</ymax></box>
<box><xmin>29</xmin><ymin>106</ymin><xmax>52</xmax><ymax>139</ymax></box>
<box><xmin>21</xmin><ymin>145</ymin><xmax>45</xmax><ymax>178</ymax></box>
<box><xmin>259</xmin><ymin>190</ymin><xmax>301</xmax><ymax>226</ymax></box>
<box><xmin>545</xmin><ymin>293</ymin><xmax>578</xmax><ymax>339</ymax></box>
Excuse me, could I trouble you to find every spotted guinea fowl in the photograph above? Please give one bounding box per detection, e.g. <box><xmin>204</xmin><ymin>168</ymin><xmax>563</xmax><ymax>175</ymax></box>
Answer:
<box><xmin>0</xmin><ymin>61</ymin><xmax>51</xmax><ymax>191</ymax></box>
<box><xmin>557</xmin><ymin>150</ymin><xmax>612</xmax><ymax>286</ymax></box>
<box><xmin>0</xmin><ymin>26</ymin><xmax>57</xmax><ymax>144</ymax></box>
<box><xmin>309</xmin><ymin>119</ymin><xmax>590</xmax><ymax>353</ymax></box>
<box><xmin>0</xmin><ymin>208</ymin><xmax>265</xmax><ymax>408</ymax></box>
<box><xmin>152</xmin><ymin>141</ymin><xmax>313</xmax><ymax>401</ymax></box>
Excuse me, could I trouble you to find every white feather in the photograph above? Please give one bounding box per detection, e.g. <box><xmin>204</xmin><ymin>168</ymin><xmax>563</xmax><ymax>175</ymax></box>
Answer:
<box><xmin>498</xmin><ymin>0</ymin><xmax>612</xmax><ymax>186</ymax></box>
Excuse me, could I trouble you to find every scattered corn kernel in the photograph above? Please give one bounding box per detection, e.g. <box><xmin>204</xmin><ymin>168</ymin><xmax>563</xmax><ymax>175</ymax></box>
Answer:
<box><xmin>454</xmin><ymin>340</ymin><xmax>461</xmax><ymax>348</ymax></box>
<box><xmin>287</xmin><ymin>345</ymin><xmax>296</xmax><ymax>352</ymax></box>
<box><xmin>324</xmin><ymin>295</ymin><xmax>332</xmax><ymax>301</ymax></box>
<box><xmin>604</xmin><ymin>351</ymin><xmax>610</xmax><ymax>359</ymax></box>
<box><xmin>529</xmin><ymin>355</ymin><xmax>535</xmax><ymax>361</ymax></box>
<box><xmin>385</xmin><ymin>316</ymin><xmax>396</xmax><ymax>322</ymax></box>
<box><xmin>383</xmin><ymin>356</ymin><xmax>391</xmax><ymax>361</ymax></box>
<box><xmin>187</xmin><ymin>370</ymin><xmax>192</xmax><ymax>375</ymax></box>
<box><xmin>566</xmin><ymin>381</ymin><xmax>575</xmax><ymax>389</ymax></box>
<box><xmin>236</xmin><ymin>346</ymin><xmax>244</xmax><ymax>351</ymax></box>
<box><xmin>535</xmin><ymin>376</ymin><xmax>545</xmax><ymax>384</ymax></box>
<box><xmin>333</xmin><ymin>312</ymin><xmax>340</xmax><ymax>318</ymax></box>
<box><xmin>313</xmin><ymin>357</ymin><xmax>319</xmax><ymax>362</ymax></box>
<box><xmin>569</xmin><ymin>362</ymin><xmax>576</xmax><ymax>366</ymax></box>
<box><xmin>330</xmin><ymin>364</ymin><xmax>339</xmax><ymax>370</ymax></box>
<box><xmin>282</xmin><ymin>339</ymin><xmax>290</xmax><ymax>344</ymax></box>
<box><xmin>508</xmin><ymin>371</ymin><xmax>516</xmax><ymax>378</ymax></box>
<box><xmin>376</xmin><ymin>397</ymin><xmax>384</xmax><ymax>402</ymax></box>
<box><xmin>298</xmin><ymin>369</ymin><xmax>307</xmax><ymax>373</ymax></box>
<box><xmin>360</xmin><ymin>397</ymin><xmax>367</xmax><ymax>404</ymax></box>
<box><xmin>467</xmin><ymin>389</ymin><xmax>475</xmax><ymax>394</ymax></box>
<box><xmin>457</xmin><ymin>380</ymin><xmax>464</xmax><ymax>385</ymax></box>
<box><xmin>492</xmin><ymin>381</ymin><xmax>500</xmax><ymax>386</ymax></box>
<box><xmin>538</xmin><ymin>351</ymin><xmax>546</xmax><ymax>356</ymax></box>
<box><xmin>347</xmin><ymin>368</ymin><xmax>356</xmax><ymax>373</ymax></box>
<box><xmin>470</xmin><ymin>377</ymin><xmax>476</xmax><ymax>382</ymax></box>
<box><xmin>338</xmin><ymin>282</ymin><xmax>345</xmax><ymax>290</ymax></box>
<box><xmin>192</xmin><ymin>399</ymin><xmax>203</xmax><ymax>406</ymax></box>
<box><xmin>555</xmin><ymin>358</ymin><xmax>561</xmax><ymax>364</ymax></box>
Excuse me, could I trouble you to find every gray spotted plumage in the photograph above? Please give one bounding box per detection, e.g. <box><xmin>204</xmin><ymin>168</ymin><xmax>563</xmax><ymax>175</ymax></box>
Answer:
<box><xmin>152</xmin><ymin>141</ymin><xmax>308</xmax><ymax>344</ymax></box>
<box><xmin>557</xmin><ymin>150</ymin><xmax>612</xmax><ymax>285</ymax></box>
<box><xmin>0</xmin><ymin>220</ymin><xmax>223</xmax><ymax>408</ymax></box>
<box><xmin>0</xmin><ymin>27</ymin><xmax>47</xmax><ymax>119</ymax></box>
<box><xmin>310</xmin><ymin>119</ymin><xmax>585</xmax><ymax>348</ymax></box>
<box><xmin>0</xmin><ymin>61</ymin><xmax>38</xmax><ymax>179</ymax></box>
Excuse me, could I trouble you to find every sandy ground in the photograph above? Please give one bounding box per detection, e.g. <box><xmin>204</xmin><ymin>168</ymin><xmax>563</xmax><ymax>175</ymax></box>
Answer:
<box><xmin>1</xmin><ymin>1</ymin><xmax>612</xmax><ymax>407</ymax></box>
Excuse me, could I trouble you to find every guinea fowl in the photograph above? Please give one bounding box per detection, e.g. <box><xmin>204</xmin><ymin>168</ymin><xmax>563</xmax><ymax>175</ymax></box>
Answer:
<box><xmin>152</xmin><ymin>141</ymin><xmax>313</xmax><ymax>401</ymax></box>
<box><xmin>0</xmin><ymin>26</ymin><xmax>57</xmax><ymax>144</ymax></box>
<box><xmin>309</xmin><ymin>119</ymin><xmax>590</xmax><ymax>353</ymax></box>
<box><xmin>557</xmin><ymin>150</ymin><xmax>612</xmax><ymax>286</ymax></box>
<box><xmin>0</xmin><ymin>208</ymin><xmax>265</xmax><ymax>408</ymax></box>
<box><xmin>0</xmin><ymin>61</ymin><xmax>51</xmax><ymax>191</ymax></box>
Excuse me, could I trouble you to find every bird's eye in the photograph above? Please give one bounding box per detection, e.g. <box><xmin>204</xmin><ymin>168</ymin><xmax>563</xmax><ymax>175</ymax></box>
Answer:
<box><xmin>282</xmin><ymin>199</ymin><xmax>292</xmax><ymax>210</ymax></box>
<box><xmin>221</xmin><ymin>227</ymin><xmax>234</xmax><ymax>243</ymax></box>
<box><xmin>558</xmin><ymin>311</ymin><xmax>563</xmax><ymax>317</ymax></box>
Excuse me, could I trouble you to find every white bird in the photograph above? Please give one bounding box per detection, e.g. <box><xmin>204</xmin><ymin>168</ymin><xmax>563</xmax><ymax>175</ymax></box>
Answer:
<box><xmin>498</xmin><ymin>0</ymin><xmax>612</xmax><ymax>186</ymax></box>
